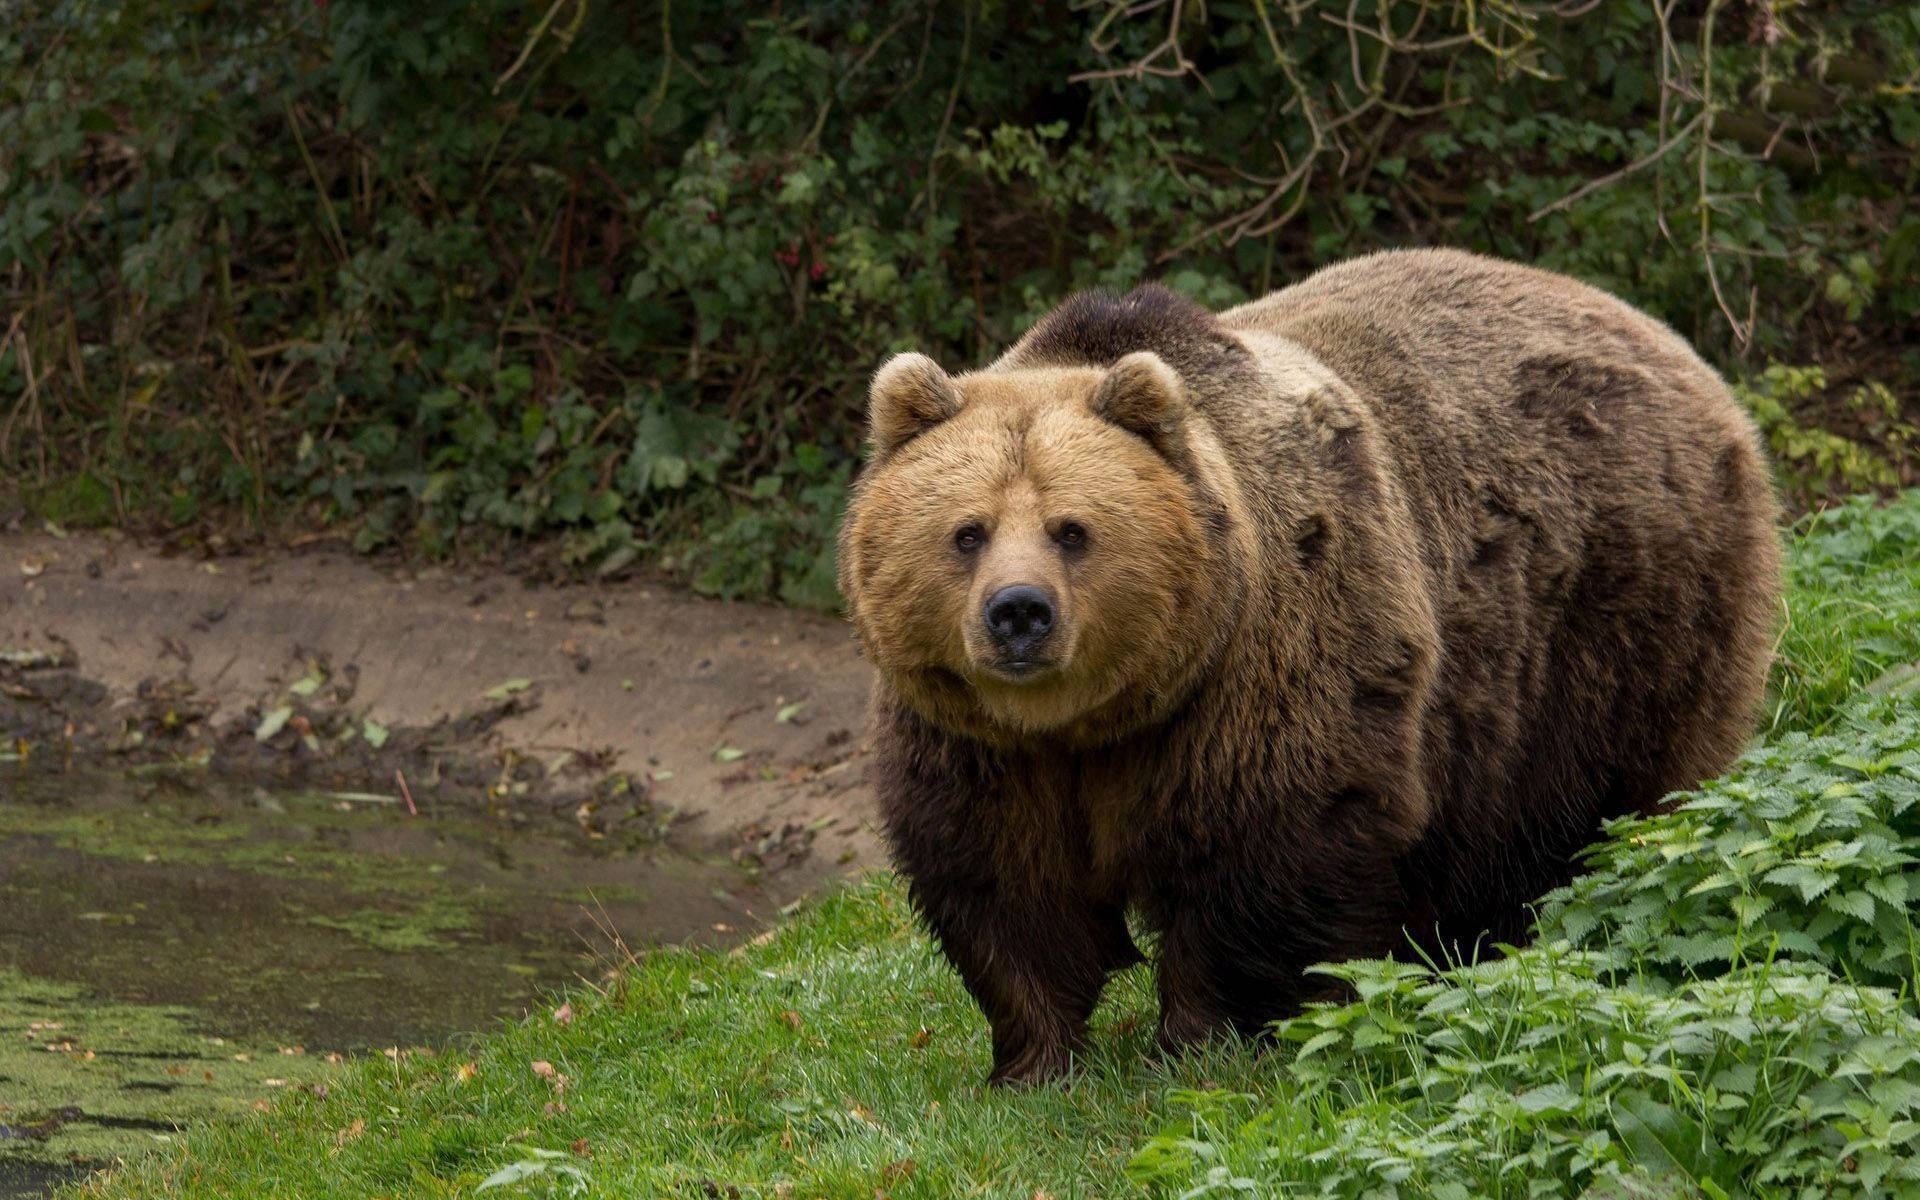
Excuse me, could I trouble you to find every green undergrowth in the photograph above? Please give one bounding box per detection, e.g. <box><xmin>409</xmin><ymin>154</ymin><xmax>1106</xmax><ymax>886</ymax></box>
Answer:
<box><xmin>7</xmin><ymin>2</ymin><xmax>1915</xmax><ymax>601</ymax></box>
<box><xmin>1768</xmin><ymin>492</ymin><xmax>1920</xmax><ymax>736</ymax></box>
<box><xmin>73</xmin><ymin>493</ymin><xmax>1920</xmax><ymax>1198</ymax></box>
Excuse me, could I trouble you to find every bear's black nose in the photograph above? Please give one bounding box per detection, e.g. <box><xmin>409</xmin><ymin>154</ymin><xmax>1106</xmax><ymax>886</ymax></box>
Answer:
<box><xmin>984</xmin><ymin>585</ymin><xmax>1055</xmax><ymax>661</ymax></box>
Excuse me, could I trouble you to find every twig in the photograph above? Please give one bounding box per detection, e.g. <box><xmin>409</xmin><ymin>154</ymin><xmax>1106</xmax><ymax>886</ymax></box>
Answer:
<box><xmin>1528</xmin><ymin>109</ymin><xmax>1707</xmax><ymax>222</ymax></box>
<box><xmin>494</xmin><ymin>0</ymin><xmax>584</xmax><ymax>95</ymax></box>
<box><xmin>282</xmin><ymin>100</ymin><xmax>349</xmax><ymax>266</ymax></box>
<box><xmin>1694</xmin><ymin>0</ymin><xmax>1752</xmax><ymax>349</ymax></box>
<box><xmin>923</xmin><ymin>0</ymin><xmax>975</xmax><ymax>217</ymax></box>
<box><xmin>396</xmin><ymin>768</ymin><xmax>417</xmax><ymax>816</ymax></box>
<box><xmin>1069</xmin><ymin>0</ymin><xmax>1199</xmax><ymax>85</ymax></box>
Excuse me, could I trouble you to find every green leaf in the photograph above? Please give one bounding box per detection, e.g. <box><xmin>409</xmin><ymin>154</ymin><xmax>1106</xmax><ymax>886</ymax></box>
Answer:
<box><xmin>1515</xmin><ymin>1082</ymin><xmax>1580</xmax><ymax>1115</ymax></box>
<box><xmin>482</xmin><ymin>678</ymin><xmax>533</xmax><ymax>702</ymax></box>
<box><xmin>254</xmin><ymin>705</ymin><xmax>293</xmax><ymax>742</ymax></box>
<box><xmin>1615</xmin><ymin>1092</ymin><xmax>1731</xmax><ymax>1193</ymax></box>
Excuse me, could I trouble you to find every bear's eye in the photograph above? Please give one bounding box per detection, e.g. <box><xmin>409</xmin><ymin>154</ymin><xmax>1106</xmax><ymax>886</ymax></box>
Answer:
<box><xmin>1055</xmin><ymin>522</ymin><xmax>1088</xmax><ymax>551</ymax></box>
<box><xmin>953</xmin><ymin>524</ymin><xmax>987</xmax><ymax>554</ymax></box>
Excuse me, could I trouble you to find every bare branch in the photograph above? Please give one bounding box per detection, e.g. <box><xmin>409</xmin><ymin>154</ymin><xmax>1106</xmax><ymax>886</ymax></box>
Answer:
<box><xmin>1528</xmin><ymin>110</ymin><xmax>1707</xmax><ymax>222</ymax></box>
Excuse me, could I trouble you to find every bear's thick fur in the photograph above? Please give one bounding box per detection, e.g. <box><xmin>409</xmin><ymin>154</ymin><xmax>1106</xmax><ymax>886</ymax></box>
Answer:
<box><xmin>837</xmin><ymin>248</ymin><xmax>1782</xmax><ymax>1085</ymax></box>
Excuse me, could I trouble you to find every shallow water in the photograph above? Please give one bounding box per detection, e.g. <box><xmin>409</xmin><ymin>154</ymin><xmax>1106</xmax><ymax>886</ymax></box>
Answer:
<box><xmin>0</xmin><ymin>766</ymin><xmax>783</xmax><ymax>1197</ymax></box>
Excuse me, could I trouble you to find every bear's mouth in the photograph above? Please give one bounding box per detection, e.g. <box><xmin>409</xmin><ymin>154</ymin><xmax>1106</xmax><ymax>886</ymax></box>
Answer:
<box><xmin>982</xmin><ymin>658</ymin><xmax>1057</xmax><ymax>683</ymax></box>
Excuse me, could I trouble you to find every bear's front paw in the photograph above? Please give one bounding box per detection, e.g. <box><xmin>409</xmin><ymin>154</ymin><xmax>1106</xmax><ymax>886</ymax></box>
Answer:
<box><xmin>986</xmin><ymin>1037</ymin><xmax>1078</xmax><ymax>1088</ymax></box>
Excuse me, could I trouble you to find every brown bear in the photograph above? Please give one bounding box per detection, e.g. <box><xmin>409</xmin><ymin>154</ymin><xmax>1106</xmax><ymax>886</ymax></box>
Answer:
<box><xmin>837</xmin><ymin>248</ymin><xmax>1782</xmax><ymax>1086</ymax></box>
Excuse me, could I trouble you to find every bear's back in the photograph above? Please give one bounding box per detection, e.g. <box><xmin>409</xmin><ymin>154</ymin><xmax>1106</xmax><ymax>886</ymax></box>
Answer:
<box><xmin>1221</xmin><ymin>249</ymin><xmax>1783</xmax><ymax>946</ymax></box>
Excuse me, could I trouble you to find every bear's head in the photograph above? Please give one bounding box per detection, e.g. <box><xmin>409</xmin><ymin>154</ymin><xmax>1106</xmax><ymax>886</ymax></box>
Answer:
<box><xmin>839</xmin><ymin>339</ymin><xmax>1253</xmax><ymax>747</ymax></box>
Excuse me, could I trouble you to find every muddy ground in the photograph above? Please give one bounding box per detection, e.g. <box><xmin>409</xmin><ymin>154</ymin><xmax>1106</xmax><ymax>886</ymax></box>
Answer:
<box><xmin>0</xmin><ymin>528</ymin><xmax>882</xmax><ymax>879</ymax></box>
<box><xmin>0</xmin><ymin>528</ymin><xmax>885</xmax><ymax>1196</ymax></box>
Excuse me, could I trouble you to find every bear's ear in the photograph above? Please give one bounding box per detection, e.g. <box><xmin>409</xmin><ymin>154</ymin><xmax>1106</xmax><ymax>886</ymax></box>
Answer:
<box><xmin>868</xmin><ymin>352</ymin><xmax>962</xmax><ymax>458</ymax></box>
<box><xmin>1090</xmin><ymin>351</ymin><xmax>1187</xmax><ymax>444</ymax></box>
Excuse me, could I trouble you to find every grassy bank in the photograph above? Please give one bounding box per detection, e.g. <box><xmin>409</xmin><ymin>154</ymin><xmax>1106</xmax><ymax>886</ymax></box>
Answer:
<box><xmin>69</xmin><ymin>492</ymin><xmax>1920</xmax><ymax>1200</ymax></box>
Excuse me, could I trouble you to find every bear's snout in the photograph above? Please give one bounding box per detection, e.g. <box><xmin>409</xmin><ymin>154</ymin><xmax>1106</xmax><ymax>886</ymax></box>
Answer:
<box><xmin>983</xmin><ymin>585</ymin><xmax>1056</xmax><ymax>666</ymax></box>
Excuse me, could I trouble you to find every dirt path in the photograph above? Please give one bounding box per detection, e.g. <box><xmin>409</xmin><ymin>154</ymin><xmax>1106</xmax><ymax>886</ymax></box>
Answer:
<box><xmin>0</xmin><ymin>530</ymin><xmax>882</xmax><ymax>884</ymax></box>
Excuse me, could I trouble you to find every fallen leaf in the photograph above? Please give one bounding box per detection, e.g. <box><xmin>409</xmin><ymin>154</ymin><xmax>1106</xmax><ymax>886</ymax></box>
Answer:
<box><xmin>530</xmin><ymin>1060</ymin><xmax>569</xmax><ymax>1092</ymax></box>
<box><xmin>288</xmin><ymin>663</ymin><xmax>327</xmax><ymax>696</ymax></box>
<box><xmin>455</xmin><ymin>1062</ymin><xmax>478</xmax><ymax>1084</ymax></box>
<box><xmin>779</xmin><ymin>1009</ymin><xmax>803</xmax><ymax>1031</ymax></box>
<box><xmin>483</xmin><ymin>678</ymin><xmax>533</xmax><ymax>702</ymax></box>
<box><xmin>362</xmin><ymin>718</ymin><xmax>390</xmax><ymax>749</ymax></box>
<box><xmin>552</xmin><ymin>1002</ymin><xmax>573</xmax><ymax>1026</ymax></box>
<box><xmin>570</xmin><ymin>1138</ymin><xmax>591</xmax><ymax>1157</ymax></box>
<box><xmin>909</xmin><ymin>1027</ymin><xmax>933</xmax><ymax>1049</ymax></box>
<box><xmin>775</xmin><ymin>701</ymin><xmax>807</xmax><ymax>724</ymax></box>
<box><xmin>253</xmin><ymin>706</ymin><xmax>294</xmax><ymax>742</ymax></box>
<box><xmin>333</xmin><ymin>1118</ymin><xmax>365</xmax><ymax>1147</ymax></box>
<box><xmin>712</xmin><ymin>745</ymin><xmax>745</xmax><ymax>763</ymax></box>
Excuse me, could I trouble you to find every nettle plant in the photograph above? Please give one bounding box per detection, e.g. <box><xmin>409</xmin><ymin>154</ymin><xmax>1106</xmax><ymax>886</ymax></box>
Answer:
<box><xmin>1129</xmin><ymin>956</ymin><xmax>1920</xmax><ymax>1198</ymax></box>
<box><xmin>1130</xmin><ymin>698</ymin><xmax>1920</xmax><ymax>1198</ymax></box>
<box><xmin>1542</xmin><ymin>713</ymin><xmax>1920</xmax><ymax>990</ymax></box>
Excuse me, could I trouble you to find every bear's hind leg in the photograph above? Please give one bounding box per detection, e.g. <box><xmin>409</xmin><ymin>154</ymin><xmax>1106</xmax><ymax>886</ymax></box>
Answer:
<box><xmin>1149</xmin><ymin>848</ymin><xmax>1405</xmax><ymax>1053</ymax></box>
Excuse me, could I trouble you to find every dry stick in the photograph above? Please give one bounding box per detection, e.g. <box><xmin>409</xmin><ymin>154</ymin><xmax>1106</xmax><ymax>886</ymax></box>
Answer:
<box><xmin>1317</xmin><ymin>11</ymin><xmax>1471</xmax><ymax>54</ymax></box>
<box><xmin>283</xmin><ymin>100</ymin><xmax>350</xmax><ymax>266</ymax></box>
<box><xmin>494</xmin><ymin>0</ymin><xmax>579</xmax><ymax>95</ymax></box>
<box><xmin>1650</xmin><ymin>0</ymin><xmax>1684</xmax><ymax>247</ymax></box>
<box><xmin>1528</xmin><ymin>109</ymin><xmax>1708</xmax><ymax>222</ymax></box>
<box><xmin>1694</xmin><ymin>0</ymin><xmax>1751</xmax><ymax>350</ymax></box>
<box><xmin>1084</xmin><ymin>0</ymin><xmax>1176</xmax><ymax>57</ymax></box>
<box><xmin>395</xmin><ymin>769</ymin><xmax>417</xmax><ymax>817</ymax></box>
<box><xmin>1069</xmin><ymin>0</ymin><xmax>1196</xmax><ymax>85</ymax></box>
<box><xmin>800</xmin><ymin>7</ymin><xmax>917</xmax><ymax>153</ymax></box>
<box><xmin>922</xmin><ymin>0</ymin><xmax>974</xmax><ymax>218</ymax></box>
<box><xmin>0</xmin><ymin>305</ymin><xmax>29</xmax><ymax>463</ymax></box>
<box><xmin>5</xmin><ymin>323</ymin><xmax>52</xmax><ymax>477</ymax></box>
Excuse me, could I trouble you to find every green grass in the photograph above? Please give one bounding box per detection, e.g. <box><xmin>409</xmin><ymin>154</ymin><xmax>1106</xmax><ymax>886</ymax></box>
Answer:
<box><xmin>1768</xmin><ymin>493</ymin><xmax>1920</xmax><ymax>736</ymax></box>
<box><xmin>71</xmin><ymin>492</ymin><xmax>1920</xmax><ymax>1200</ymax></box>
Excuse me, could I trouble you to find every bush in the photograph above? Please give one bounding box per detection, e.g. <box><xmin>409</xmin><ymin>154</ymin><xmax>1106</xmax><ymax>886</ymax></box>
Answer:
<box><xmin>4</xmin><ymin>1</ymin><xmax>1915</xmax><ymax>602</ymax></box>
<box><xmin>1130</xmin><ymin>699</ymin><xmax>1920</xmax><ymax>1198</ymax></box>
<box><xmin>1132</xmin><ymin>958</ymin><xmax>1920</xmax><ymax>1197</ymax></box>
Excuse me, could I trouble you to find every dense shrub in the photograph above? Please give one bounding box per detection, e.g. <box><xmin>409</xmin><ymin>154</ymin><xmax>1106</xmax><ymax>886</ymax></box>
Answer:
<box><xmin>3</xmin><ymin>1</ymin><xmax>1916</xmax><ymax>603</ymax></box>
<box><xmin>1128</xmin><ymin>700</ymin><xmax>1920</xmax><ymax>1198</ymax></box>
<box><xmin>1131</xmin><ymin>957</ymin><xmax>1920</xmax><ymax>1196</ymax></box>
